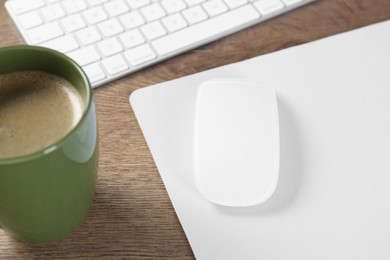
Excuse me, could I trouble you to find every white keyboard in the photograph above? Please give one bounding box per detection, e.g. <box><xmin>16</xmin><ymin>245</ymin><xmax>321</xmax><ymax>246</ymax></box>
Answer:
<box><xmin>5</xmin><ymin>0</ymin><xmax>316</xmax><ymax>87</ymax></box>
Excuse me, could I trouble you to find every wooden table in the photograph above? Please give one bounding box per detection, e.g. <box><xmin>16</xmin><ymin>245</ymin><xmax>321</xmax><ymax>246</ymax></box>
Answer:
<box><xmin>1</xmin><ymin>0</ymin><xmax>389</xmax><ymax>258</ymax></box>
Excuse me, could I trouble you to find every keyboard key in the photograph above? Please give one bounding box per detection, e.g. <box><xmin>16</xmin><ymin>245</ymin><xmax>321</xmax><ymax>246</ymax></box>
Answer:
<box><xmin>98</xmin><ymin>18</ymin><xmax>124</xmax><ymax>37</ymax></box>
<box><xmin>83</xmin><ymin>6</ymin><xmax>108</xmax><ymax>25</ymax></box>
<box><xmin>61</xmin><ymin>14</ymin><xmax>86</xmax><ymax>32</ymax></box>
<box><xmin>62</xmin><ymin>0</ymin><xmax>88</xmax><ymax>14</ymax></box>
<box><xmin>182</xmin><ymin>6</ymin><xmax>208</xmax><ymax>25</ymax></box>
<box><xmin>6</xmin><ymin>0</ymin><xmax>44</xmax><ymax>15</ymax></box>
<box><xmin>119</xmin><ymin>11</ymin><xmax>145</xmax><ymax>30</ymax></box>
<box><xmin>101</xmin><ymin>54</ymin><xmax>129</xmax><ymax>75</ymax></box>
<box><xmin>18</xmin><ymin>11</ymin><xmax>43</xmax><ymax>29</ymax></box>
<box><xmin>68</xmin><ymin>45</ymin><xmax>101</xmax><ymax>66</ymax></box>
<box><xmin>40</xmin><ymin>34</ymin><xmax>79</xmax><ymax>53</ymax></box>
<box><xmin>82</xmin><ymin>62</ymin><xmax>106</xmax><ymax>83</ymax></box>
<box><xmin>253</xmin><ymin>0</ymin><xmax>284</xmax><ymax>15</ymax></box>
<box><xmin>162</xmin><ymin>13</ymin><xmax>187</xmax><ymax>32</ymax></box>
<box><xmin>161</xmin><ymin>0</ymin><xmax>187</xmax><ymax>14</ymax></box>
<box><xmin>126</xmin><ymin>0</ymin><xmax>151</xmax><ymax>9</ymax></box>
<box><xmin>203</xmin><ymin>0</ymin><xmax>228</xmax><ymax>17</ymax></box>
<box><xmin>152</xmin><ymin>5</ymin><xmax>259</xmax><ymax>55</ymax></box>
<box><xmin>41</xmin><ymin>4</ymin><xmax>66</xmax><ymax>21</ymax></box>
<box><xmin>124</xmin><ymin>44</ymin><xmax>156</xmax><ymax>66</ymax></box>
<box><xmin>119</xmin><ymin>29</ymin><xmax>145</xmax><ymax>48</ymax></box>
<box><xmin>141</xmin><ymin>21</ymin><xmax>166</xmax><ymax>40</ymax></box>
<box><xmin>140</xmin><ymin>3</ymin><xmax>166</xmax><ymax>22</ymax></box>
<box><xmin>97</xmin><ymin>37</ymin><xmax>123</xmax><ymax>56</ymax></box>
<box><xmin>76</xmin><ymin>26</ymin><xmax>102</xmax><ymax>45</ymax></box>
<box><xmin>104</xmin><ymin>0</ymin><xmax>129</xmax><ymax>16</ymax></box>
<box><xmin>27</xmin><ymin>22</ymin><xmax>63</xmax><ymax>44</ymax></box>
<box><xmin>223</xmin><ymin>0</ymin><xmax>248</xmax><ymax>9</ymax></box>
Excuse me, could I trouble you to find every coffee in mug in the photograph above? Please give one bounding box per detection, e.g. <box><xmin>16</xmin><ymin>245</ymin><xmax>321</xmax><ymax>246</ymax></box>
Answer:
<box><xmin>0</xmin><ymin>71</ymin><xmax>84</xmax><ymax>158</ymax></box>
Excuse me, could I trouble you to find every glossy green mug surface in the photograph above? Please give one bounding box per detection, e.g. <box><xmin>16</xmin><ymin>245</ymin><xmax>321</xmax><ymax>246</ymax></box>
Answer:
<box><xmin>0</xmin><ymin>45</ymin><xmax>98</xmax><ymax>243</ymax></box>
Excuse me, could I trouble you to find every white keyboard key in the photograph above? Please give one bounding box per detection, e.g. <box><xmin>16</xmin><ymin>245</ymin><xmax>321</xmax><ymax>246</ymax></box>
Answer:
<box><xmin>126</xmin><ymin>0</ymin><xmax>151</xmax><ymax>9</ymax></box>
<box><xmin>82</xmin><ymin>62</ymin><xmax>106</xmax><ymax>83</ymax></box>
<box><xmin>119</xmin><ymin>29</ymin><xmax>145</xmax><ymax>48</ymax></box>
<box><xmin>253</xmin><ymin>0</ymin><xmax>284</xmax><ymax>15</ymax></box>
<box><xmin>18</xmin><ymin>11</ymin><xmax>43</xmax><ymax>29</ymax></box>
<box><xmin>83</xmin><ymin>6</ymin><xmax>108</xmax><ymax>25</ymax></box>
<box><xmin>97</xmin><ymin>37</ymin><xmax>123</xmax><ymax>56</ymax></box>
<box><xmin>61</xmin><ymin>14</ymin><xmax>86</xmax><ymax>32</ymax></box>
<box><xmin>162</xmin><ymin>13</ymin><xmax>187</xmax><ymax>32</ymax></box>
<box><xmin>141</xmin><ymin>21</ymin><xmax>166</xmax><ymax>40</ymax></box>
<box><xmin>41</xmin><ymin>4</ymin><xmax>66</xmax><ymax>21</ymax></box>
<box><xmin>27</xmin><ymin>22</ymin><xmax>63</xmax><ymax>44</ymax></box>
<box><xmin>140</xmin><ymin>3</ymin><xmax>166</xmax><ymax>22</ymax></box>
<box><xmin>104</xmin><ymin>0</ymin><xmax>129</xmax><ymax>16</ymax></box>
<box><xmin>224</xmin><ymin>0</ymin><xmax>248</xmax><ymax>9</ymax></box>
<box><xmin>68</xmin><ymin>45</ymin><xmax>101</xmax><ymax>66</ymax></box>
<box><xmin>101</xmin><ymin>54</ymin><xmax>129</xmax><ymax>75</ymax></box>
<box><xmin>184</xmin><ymin>0</ymin><xmax>205</xmax><ymax>6</ymax></box>
<box><xmin>182</xmin><ymin>6</ymin><xmax>208</xmax><ymax>25</ymax></box>
<box><xmin>76</xmin><ymin>26</ymin><xmax>102</xmax><ymax>45</ymax></box>
<box><xmin>98</xmin><ymin>18</ymin><xmax>124</xmax><ymax>37</ymax></box>
<box><xmin>119</xmin><ymin>11</ymin><xmax>145</xmax><ymax>30</ymax></box>
<box><xmin>86</xmin><ymin>0</ymin><xmax>109</xmax><ymax>6</ymax></box>
<box><xmin>203</xmin><ymin>0</ymin><xmax>228</xmax><ymax>17</ymax></box>
<box><xmin>124</xmin><ymin>44</ymin><xmax>156</xmax><ymax>66</ymax></box>
<box><xmin>161</xmin><ymin>0</ymin><xmax>186</xmax><ymax>14</ymax></box>
<box><xmin>40</xmin><ymin>34</ymin><xmax>79</xmax><ymax>53</ymax></box>
<box><xmin>62</xmin><ymin>0</ymin><xmax>88</xmax><ymax>14</ymax></box>
<box><xmin>152</xmin><ymin>5</ymin><xmax>259</xmax><ymax>55</ymax></box>
<box><xmin>6</xmin><ymin>0</ymin><xmax>44</xmax><ymax>15</ymax></box>
<box><xmin>282</xmin><ymin>0</ymin><xmax>302</xmax><ymax>5</ymax></box>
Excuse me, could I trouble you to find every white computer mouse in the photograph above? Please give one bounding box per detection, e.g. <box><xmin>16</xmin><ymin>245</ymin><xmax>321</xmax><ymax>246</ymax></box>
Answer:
<box><xmin>193</xmin><ymin>78</ymin><xmax>279</xmax><ymax>207</ymax></box>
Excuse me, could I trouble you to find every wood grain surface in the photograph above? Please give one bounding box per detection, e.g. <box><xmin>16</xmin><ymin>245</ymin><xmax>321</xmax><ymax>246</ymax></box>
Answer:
<box><xmin>1</xmin><ymin>0</ymin><xmax>390</xmax><ymax>258</ymax></box>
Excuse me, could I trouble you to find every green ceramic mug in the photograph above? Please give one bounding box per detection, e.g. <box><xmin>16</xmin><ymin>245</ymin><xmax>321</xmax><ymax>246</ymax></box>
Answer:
<box><xmin>0</xmin><ymin>45</ymin><xmax>98</xmax><ymax>243</ymax></box>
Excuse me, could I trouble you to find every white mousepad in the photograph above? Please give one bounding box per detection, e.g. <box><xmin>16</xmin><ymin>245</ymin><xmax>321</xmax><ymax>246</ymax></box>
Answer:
<box><xmin>130</xmin><ymin>20</ymin><xmax>390</xmax><ymax>260</ymax></box>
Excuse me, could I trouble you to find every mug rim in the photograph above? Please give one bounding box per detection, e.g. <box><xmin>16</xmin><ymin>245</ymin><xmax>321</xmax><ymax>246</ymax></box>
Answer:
<box><xmin>0</xmin><ymin>45</ymin><xmax>93</xmax><ymax>164</ymax></box>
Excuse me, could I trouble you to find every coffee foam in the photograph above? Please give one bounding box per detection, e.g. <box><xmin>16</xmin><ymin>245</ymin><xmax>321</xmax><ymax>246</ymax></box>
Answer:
<box><xmin>0</xmin><ymin>71</ymin><xmax>85</xmax><ymax>158</ymax></box>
